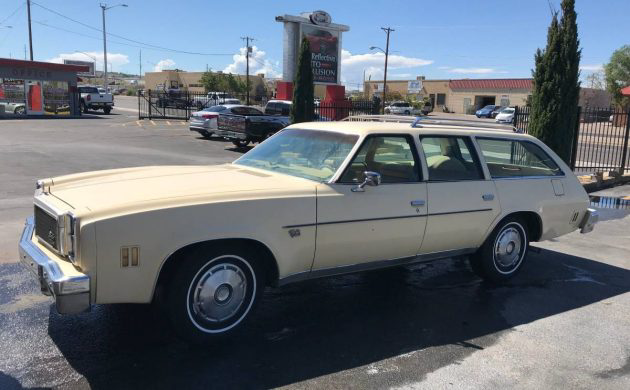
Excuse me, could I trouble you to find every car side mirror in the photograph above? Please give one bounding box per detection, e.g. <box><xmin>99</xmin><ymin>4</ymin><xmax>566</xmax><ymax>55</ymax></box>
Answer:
<box><xmin>352</xmin><ymin>171</ymin><xmax>381</xmax><ymax>192</ymax></box>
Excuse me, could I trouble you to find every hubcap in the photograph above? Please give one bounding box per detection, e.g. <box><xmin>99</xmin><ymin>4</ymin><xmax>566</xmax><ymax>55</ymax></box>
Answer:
<box><xmin>494</xmin><ymin>226</ymin><xmax>523</xmax><ymax>270</ymax></box>
<box><xmin>191</xmin><ymin>263</ymin><xmax>247</xmax><ymax>323</ymax></box>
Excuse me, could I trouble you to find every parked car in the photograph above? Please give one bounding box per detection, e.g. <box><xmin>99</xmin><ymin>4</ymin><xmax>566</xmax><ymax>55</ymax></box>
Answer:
<box><xmin>264</xmin><ymin>99</ymin><xmax>292</xmax><ymax>116</ymax></box>
<box><xmin>385</xmin><ymin>101</ymin><xmax>413</xmax><ymax>115</ymax></box>
<box><xmin>78</xmin><ymin>86</ymin><xmax>114</xmax><ymax>114</ymax></box>
<box><xmin>189</xmin><ymin>104</ymin><xmax>254</xmax><ymax>138</ymax></box>
<box><xmin>420</xmin><ymin>100</ymin><xmax>433</xmax><ymax>115</ymax></box>
<box><xmin>495</xmin><ymin>107</ymin><xmax>515</xmax><ymax>124</ymax></box>
<box><xmin>490</xmin><ymin>106</ymin><xmax>506</xmax><ymax>119</ymax></box>
<box><xmin>0</xmin><ymin>101</ymin><xmax>26</xmax><ymax>115</ymax></box>
<box><xmin>475</xmin><ymin>105</ymin><xmax>497</xmax><ymax>118</ymax></box>
<box><xmin>191</xmin><ymin>92</ymin><xmax>240</xmax><ymax>110</ymax></box>
<box><xmin>216</xmin><ymin>102</ymin><xmax>289</xmax><ymax>147</ymax></box>
<box><xmin>19</xmin><ymin>117</ymin><xmax>597</xmax><ymax>343</ymax></box>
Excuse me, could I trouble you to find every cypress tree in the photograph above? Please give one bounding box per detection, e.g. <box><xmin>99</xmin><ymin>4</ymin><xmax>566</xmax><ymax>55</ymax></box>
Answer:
<box><xmin>529</xmin><ymin>0</ymin><xmax>581</xmax><ymax>164</ymax></box>
<box><xmin>291</xmin><ymin>37</ymin><xmax>315</xmax><ymax>123</ymax></box>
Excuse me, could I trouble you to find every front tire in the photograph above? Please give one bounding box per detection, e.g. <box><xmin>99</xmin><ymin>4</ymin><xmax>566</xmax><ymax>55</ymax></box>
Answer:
<box><xmin>166</xmin><ymin>245</ymin><xmax>264</xmax><ymax>343</ymax></box>
<box><xmin>232</xmin><ymin>139</ymin><xmax>250</xmax><ymax>148</ymax></box>
<box><xmin>469</xmin><ymin>217</ymin><xmax>529</xmax><ymax>283</ymax></box>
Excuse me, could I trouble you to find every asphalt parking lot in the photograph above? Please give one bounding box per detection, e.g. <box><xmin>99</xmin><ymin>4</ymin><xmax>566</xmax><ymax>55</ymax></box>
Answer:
<box><xmin>1</xmin><ymin>107</ymin><xmax>629</xmax><ymax>389</ymax></box>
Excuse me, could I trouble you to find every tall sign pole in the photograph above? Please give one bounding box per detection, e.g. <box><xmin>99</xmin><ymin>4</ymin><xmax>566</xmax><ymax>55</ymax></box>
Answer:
<box><xmin>26</xmin><ymin>0</ymin><xmax>33</xmax><ymax>60</ymax></box>
<box><xmin>381</xmin><ymin>26</ymin><xmax>394</xmax><ymax>114</ymax></box>
<box><xmin>241</xmin><ymin>36</ymin><xmax>254</xmax><ymax>105</ymax></box>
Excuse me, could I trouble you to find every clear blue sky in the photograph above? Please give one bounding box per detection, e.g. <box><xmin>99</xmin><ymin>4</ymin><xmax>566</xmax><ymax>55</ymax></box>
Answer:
<box><xmin>0</xmin><ymin>0</ymin><xmax>627</xmax><ymax>89</ymax></box>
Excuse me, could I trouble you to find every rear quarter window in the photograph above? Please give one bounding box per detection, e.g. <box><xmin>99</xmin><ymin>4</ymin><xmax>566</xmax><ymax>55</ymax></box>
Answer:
<box><xmin>477</xmin><ymin>138</ymin><xmax>563</xmax><ymax>178</ymax></box>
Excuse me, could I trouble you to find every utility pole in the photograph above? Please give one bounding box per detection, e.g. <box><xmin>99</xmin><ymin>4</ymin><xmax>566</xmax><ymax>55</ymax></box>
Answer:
<box><xmin>381</xmin><ymin>27</ymin><xmax>394</xmax><ymax>114</ymax></box>
<box><xmin>139</xmin><ymin>49</ymin><xmax>142</xmax><ymax>77</ymax></box>
<box><xmin>241</xmin><ymin>36</ymin><xmax>254</xmax><ymax>105</ymax></box>
<box><xmin>100</xmin><ymin>3</ymin><xmax>128</xmax><ymax>91</ymax></box>
<box><xmin>26</xmin><ymin>0</ymin><xmax>33</xmax><ymax>60</ymax></box>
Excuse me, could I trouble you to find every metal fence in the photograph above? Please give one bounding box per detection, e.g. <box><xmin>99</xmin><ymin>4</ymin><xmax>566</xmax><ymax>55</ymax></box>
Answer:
<box><xmin>138</xmin><ymin>90</ymin><xmax>378</xmax><ymax>121</ymax></box>
<box><xmin>514</xmin><ymin>106</ymin><xmax>630</xmax><ymax>174</ymax></box>
<box><xmin>138</xmin><ymin>90</ymin><xmax>269</xmax><ymax>120</ymax></box>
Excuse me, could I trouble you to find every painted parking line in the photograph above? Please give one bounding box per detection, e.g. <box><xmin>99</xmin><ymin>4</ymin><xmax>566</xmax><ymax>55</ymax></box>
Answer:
<box><xmin>150</xmin><ymin>120</ymin><xmax>156</xmax><ymax>126</ymax></box>
<box><xmin>136</xmin><ymin>121</ymin><xmax>142</xmax><ymax>127</ymax></box>
<box><xmin>166</xmin><ymin>121</ymin><xmax>172</xmax><ymax>126</ymax></box>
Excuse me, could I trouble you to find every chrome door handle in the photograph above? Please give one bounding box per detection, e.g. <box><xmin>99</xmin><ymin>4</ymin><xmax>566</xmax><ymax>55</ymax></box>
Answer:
<box><xmin>482</xmin><ymin>194</ymin><xmax>495</xmax><ymax>201</ymax></box>
<box><xmin>410</xmin><ymin>200</ymin><xmax>426</xmax><ymax>206</ymax></box>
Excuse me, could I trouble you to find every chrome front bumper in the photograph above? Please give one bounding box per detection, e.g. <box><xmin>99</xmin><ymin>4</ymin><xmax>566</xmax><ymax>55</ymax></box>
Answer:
<box><xmin>579</xmin><ymin>208</ymin><xmax>599</xmax><ymax>234</ymax></box>
<box><xmin>18</xmin><ymin>216</ymin><xmax>90</xmax><ymax>314</ymax></box>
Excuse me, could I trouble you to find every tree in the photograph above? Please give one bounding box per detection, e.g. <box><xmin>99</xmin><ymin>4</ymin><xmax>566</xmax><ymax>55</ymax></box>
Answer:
<box><xmin>604</xmin><ymin>45</ymin><xmax>630</xmax><ymax>108</ymax></box>
<box><xmin>200</xmin><ymin>71</ymin><xmax>221</xmax><ymax>92</ymax></box>
<box><xmin>291</xmin><ymin>37</ymin><xmax>315</xmax><ymax>123</ymax></box>
<box><xmin>529</xmin><ymin>0</ymin><xmax>581</xmax><ymax>164</ymax></box>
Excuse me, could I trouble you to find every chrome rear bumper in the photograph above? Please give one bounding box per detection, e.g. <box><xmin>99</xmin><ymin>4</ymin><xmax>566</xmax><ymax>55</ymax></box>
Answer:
<box><xmin>18</xmin><ymin>216</ymin><xmax>90</xmax><ymax>314</ymax></box>
<box><xmin>579</xmin><ymin>208</ymin><xmax>599</xmax><ymax>234</ymax></box>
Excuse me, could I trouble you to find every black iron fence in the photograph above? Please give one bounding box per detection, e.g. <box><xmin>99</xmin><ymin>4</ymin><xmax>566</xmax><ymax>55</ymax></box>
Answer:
<box><xmin>138</xmin><ymin>90</ymin><xmax>269</xmax><ymax>120</ymax></box>
<box><xmin>514</xmin><ymin>106</ymin><xmax>630</xmax><ymax>174</ymax></box>
<box><xmin>139</xmin><ymin>90</ymin><xmax>378</xmax><ymax>121</ymax></box>
<box><xmin>315</xmin><ymin>99</ymin><xmax>379</xmax><ymax>120</ymax></box>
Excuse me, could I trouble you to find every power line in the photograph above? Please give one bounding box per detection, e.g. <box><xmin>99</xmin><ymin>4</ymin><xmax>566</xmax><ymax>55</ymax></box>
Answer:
<box><xmin>0</xmin><ymin>1</ymin><xmax>25</xmax><ymax>26</ymax></box>
<box><xmin>31</xmin><ymin>1</ymin><xmax>233</xmax><ymax>56</ymax></box>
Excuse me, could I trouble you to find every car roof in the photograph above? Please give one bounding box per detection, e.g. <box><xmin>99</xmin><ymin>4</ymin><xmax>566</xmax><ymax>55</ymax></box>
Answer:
<box><xmin>284</xmin><ymin>120</ymin><xmax>535</xmax><ymax>140</ymax></box>
<box><xmin>267</xmin><ymin>100</ymin><xmax>292</xmax><ymax>104</ymax></box>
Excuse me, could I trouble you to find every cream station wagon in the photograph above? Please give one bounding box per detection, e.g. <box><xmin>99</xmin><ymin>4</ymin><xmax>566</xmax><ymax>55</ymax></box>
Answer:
<box><xmin>19</xmin><ymin>117</ymin><xmax>598</xmax><ymax>342</ymax></box>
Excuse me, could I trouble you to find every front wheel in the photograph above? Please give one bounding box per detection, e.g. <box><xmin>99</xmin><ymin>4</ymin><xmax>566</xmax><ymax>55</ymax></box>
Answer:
<box><xmin>232</xmin><ymin>139</ymin><xmax>250</xmax><ymax>148</ymax></box>
<box><xmin>166</xmin><ymin>245</ymin><xmax>264</xmax><ymax>343</ymax></box>
<box><xmin>469</xmin><ymin>217</ymin><xmax>529</xmax><ymax>283</ymax></box>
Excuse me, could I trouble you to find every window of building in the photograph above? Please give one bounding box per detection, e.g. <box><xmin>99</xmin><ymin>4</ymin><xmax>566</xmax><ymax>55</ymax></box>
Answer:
<box><xmin>436</xmin><ymin>93</ymin><xmax>446</xmax><ymax>105</ymax></box>
<box><xmin>476</xmin><ymin>138</ymin><xmax>563</xmax><ymax>178</ymax></box>
<box><xmin>43</xmin><ymin>81</ymin><xmax>70</xmax><ymax>115</ymax></box>
<box><xmin>340</xmin><ymin>135</ymin><xmax>420</xmax><ymax>183</ymax></box>
<box><xmin>420</xmin><ymin>136</ymin><xmax>484</xmax><ymax>181</ymax></box>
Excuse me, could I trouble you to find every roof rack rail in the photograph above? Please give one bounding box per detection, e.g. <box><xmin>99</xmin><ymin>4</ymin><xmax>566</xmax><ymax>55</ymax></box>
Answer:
<box><xmin>342</xmin><ymin>114</ymin><xmax>417</xmax><ymax>123</ymax></box>
<box><xmin>410</xmin><ymin>117</ymin><xmax>519</xmax><ymax>133</ymax></box>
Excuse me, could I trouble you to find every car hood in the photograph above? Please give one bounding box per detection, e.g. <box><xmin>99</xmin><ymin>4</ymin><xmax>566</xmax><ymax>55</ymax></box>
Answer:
<box><xmin>43</xmin><ymin>164</ymin><xmax>316</xmax><ymax>216</ymax></box>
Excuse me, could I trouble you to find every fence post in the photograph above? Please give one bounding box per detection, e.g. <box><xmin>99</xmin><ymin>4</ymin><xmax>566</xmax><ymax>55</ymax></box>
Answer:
<box><xmin>513</xmin><ymin>106</ymin><xmax>519</xmax><ymax>128</ymax></box>
<box><xmin>620</xmin><ymin>108</ymin><xmax>630</xmax><ymax>175</ymax></box>
<box><xmin>570</xmin><ymin>106</ymin><xmax>581</xmax><ymax>171</ymax></box>
<box><xmin>137</xmin><ymin>90</ymin><xmax>141</xmax><ymax>120</ymax></box>
<box><xmin>148</xmin><ymin>89</ymin><xmax>152</xmax><ymax>120</ymax></box>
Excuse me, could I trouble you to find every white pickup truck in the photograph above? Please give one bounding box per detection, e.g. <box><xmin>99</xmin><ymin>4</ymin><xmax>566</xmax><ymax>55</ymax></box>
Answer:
<box><xmin>79</xmin><ymin>86</ymin><xmax>114</xmax><ymax>114</ymax></box>
<box><xmin>190</xmin><ymin>92</ymin><xmax>240</xmax><ymax>109</ymax></box>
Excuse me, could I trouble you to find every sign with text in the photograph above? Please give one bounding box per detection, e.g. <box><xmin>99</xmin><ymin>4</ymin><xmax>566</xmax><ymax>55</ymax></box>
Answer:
<box><xmin>63</xmin><ymin>59</ymin><xmax>95</xmax><ymax>77</ymax></box>
<box><xmin>408</xmin><ymin>80</ymin><xmax>422</xmax><ymax>94</ymax></box>
<box><xmin>301</xmin><ymin>24</ymin><xmax>339</xmax><ymax>84</ymax></box>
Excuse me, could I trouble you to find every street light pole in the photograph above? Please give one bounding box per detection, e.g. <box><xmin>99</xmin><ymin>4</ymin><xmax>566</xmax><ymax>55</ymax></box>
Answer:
<box><xmin>381</xmin><ymin>27</ymin><xmax>394</xmax><ymax>115</ymax></box>
<box><xmin>100</xmin><ymin>3</ymin><xmax>127</xmax><ymax>91</ymax></box>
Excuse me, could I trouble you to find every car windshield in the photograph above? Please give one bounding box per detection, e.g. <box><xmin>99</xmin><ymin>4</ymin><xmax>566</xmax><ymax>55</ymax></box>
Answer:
<box><xmin>483</xmin><ymin>105</ymin><xmax>494</xmax><ymax>110</ymax></box>
<box><xmin>234</xmin><ymin>129</ymin><xmax>359</xmax><ymax>182</ymax></box>
<box><xmin>203</xmin><ymin>106</ymin><xmax>225</xmax><ymax>112</ymax></box>
<box><xmin>502</xmin><ymin>108</ymin><xmax>515</xmax><ymax>113</ymax></box>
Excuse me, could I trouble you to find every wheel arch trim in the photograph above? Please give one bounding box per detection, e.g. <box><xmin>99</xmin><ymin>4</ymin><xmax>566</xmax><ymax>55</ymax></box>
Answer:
<box><xmin>151</xmin><ymin>237</ymin><xmax>280</xmax><ymax>301</ymax></box>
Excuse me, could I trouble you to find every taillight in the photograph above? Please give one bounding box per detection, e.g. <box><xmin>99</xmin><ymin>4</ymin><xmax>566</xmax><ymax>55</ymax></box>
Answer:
<box><xmin>86</xmin><ymin>95</ymin><xmax>91</xmax><ymax>101</ymax></box>
<box><xmin>201</xmin><ymin>114</ymin><xmax>217</xmax><ymax>119</ymax></box>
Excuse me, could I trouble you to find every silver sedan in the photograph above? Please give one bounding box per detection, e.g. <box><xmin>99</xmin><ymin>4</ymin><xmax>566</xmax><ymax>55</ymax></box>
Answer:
<box><xmin>189</xmin><ymin>104</ymin><xmax>250</xmax><ymax>137</ymax></box>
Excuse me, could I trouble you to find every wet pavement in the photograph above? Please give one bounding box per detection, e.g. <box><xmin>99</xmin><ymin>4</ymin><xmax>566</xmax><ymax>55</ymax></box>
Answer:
<box><xmin>1</xmin><ymin>244</ymin><xmax>629</xmax><ymax>389</ymax></box>
<box><xmin>1</xmin><ymin>115</ymin><xmax>629</xmax><ymax>389</ymax></box>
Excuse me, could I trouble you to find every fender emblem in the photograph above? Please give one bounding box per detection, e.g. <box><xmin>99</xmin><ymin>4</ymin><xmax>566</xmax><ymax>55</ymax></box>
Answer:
<box><xmin>288</xmin><ymin>228</ymin><xmax>301</xmax><ymax>238</ymax></box>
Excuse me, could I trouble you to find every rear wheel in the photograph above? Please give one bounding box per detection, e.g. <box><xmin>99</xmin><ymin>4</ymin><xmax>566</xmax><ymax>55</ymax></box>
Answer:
<box><xmin>14</xmin><ymin>106</ymin><xmax>26</xmax><ymax>115</ymax></box>
<box><xmin>81</xmin><ymin>102</ymin><xmax>88</xmax><ymax>113</ymax></box>
<box><xmin>166</xmin><ymin>245</ymin><xmax>264</xmax><ymax>343</ymax></box>
<box><xmin>469</xmin><ymin>217</ymin><xmax>529</xmax><ymax>283</ymax></box>
<box><xmin>103</xmin><ymin>107</ymin><xmax>111</xmax><ymax>114</ymax></box>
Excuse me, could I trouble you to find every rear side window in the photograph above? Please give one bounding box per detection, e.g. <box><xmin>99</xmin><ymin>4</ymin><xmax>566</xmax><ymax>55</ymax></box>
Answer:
<box><xmin>420</xmin><ymin>136</ymin><xmax>484</xmax><ymax>181</ymax></box>
<box><xmin>79</xmin><ymin>87</ymin><xmax>98</xmax><ymax>93</ymax></box>
<box><xmin>264</xmin><ymin>103</ymin><xmax>278</xmax><ymax>115</ymax></box>
<box><xmin>231</xmin><ymin>107</ymin><xmax>263</xmax><ymax>115</ymax></box>
<box><xmin>477</xmin><ymin>138</ymin><xmax>563</xmax><ymax>178</ymax></box>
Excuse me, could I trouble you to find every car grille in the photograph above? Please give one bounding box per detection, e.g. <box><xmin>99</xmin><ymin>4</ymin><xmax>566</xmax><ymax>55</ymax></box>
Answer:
<box><xmin>34</xmin><ymin>205</ymin><xmax>58</xmax><ymax>250</ymax></box>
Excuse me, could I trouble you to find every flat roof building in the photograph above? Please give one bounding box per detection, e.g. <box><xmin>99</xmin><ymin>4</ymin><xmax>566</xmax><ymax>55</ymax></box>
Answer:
<box><xmin>0</xmin><ymin>58</ymin><xmax>89</xmax><ymax>116</ymax></box>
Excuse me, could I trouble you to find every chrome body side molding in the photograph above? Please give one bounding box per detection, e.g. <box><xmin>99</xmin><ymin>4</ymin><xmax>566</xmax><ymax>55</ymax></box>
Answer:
<box><xmin>277</xmin><ymin>247</ymin><xmax>477</xmax><ymax>286</ymax></box>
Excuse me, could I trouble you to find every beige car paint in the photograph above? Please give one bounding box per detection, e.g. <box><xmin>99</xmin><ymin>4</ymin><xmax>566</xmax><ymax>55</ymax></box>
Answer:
<box><xmin>27</xmin><ymin>121</ymin><xmax>590</xmax><ymax>305</ymax></box>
